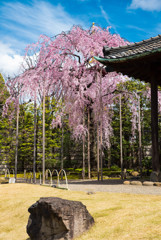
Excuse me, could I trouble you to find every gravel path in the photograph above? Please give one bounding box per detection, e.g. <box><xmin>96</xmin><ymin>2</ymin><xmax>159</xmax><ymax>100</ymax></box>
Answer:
<box><xmin>59</xmin><ymin>179</ymin><xmax>161</xmax><ymax>195</ymax></box>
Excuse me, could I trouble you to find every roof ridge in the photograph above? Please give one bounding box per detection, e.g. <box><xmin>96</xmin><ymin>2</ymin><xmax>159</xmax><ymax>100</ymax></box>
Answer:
<box><xmin>103</xmin><ymin>34</ymin><xmax>161</xmax><ymax>54</ymax></box>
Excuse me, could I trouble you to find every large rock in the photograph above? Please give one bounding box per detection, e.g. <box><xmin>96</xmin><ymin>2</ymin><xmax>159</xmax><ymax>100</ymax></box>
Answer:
<box><xmin>158</xmin><ymin>172</ymin><xmax>161</xmax><ymax>182</ymax></box>
<box><xmin>150</xmin><ymin>171</ymin><xmax>159</xmax><ymax>182</ymax></box>
<box><xmin>27</xmin><ymin>197</ymin><xmax>94</xmax><ymax>240</ymax></box>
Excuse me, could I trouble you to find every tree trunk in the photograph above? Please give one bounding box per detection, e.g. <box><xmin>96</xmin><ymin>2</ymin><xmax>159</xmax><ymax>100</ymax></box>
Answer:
<box><xmin>129</xmin><ymin>143</ymin><xmax>132</xmax><ymax>169</ymax></box>
<box><xmin>36</xmin><ymin>113</ymin><xmax>38</xmax><ymax>172</ymax></box>
<box><xmin>100</xmin><ymin>68</ymin><xmax>103</xmax><ymax>181</ymax></box>
<box><xmin>87</xmin><ymin>108</ymin><xmax>91</xmax><ymax>179</ymax></box>
<box><xmin>82</xmin><ymin>114</ymin><xmax>85</xmax><ymax>179</ymax></box>
<box><xmin>61</xmin><ymin>124</ymin><xmax>64</xmax><ymax>170</ymax></box>
<box><xmin>15</xmin><ymin>101</ymin><xmax>19</xmax><ymax>180</ymax></box>
<box><xmin>119</xmin><ymin>94</ymin><xmax>123</xmax><ymax>179</ymax></box>
<box><xmin>97</xmin><ymin>121</ymin><xmax>100</xmax><ymax>181</ymax></box>
<box><xmin>100</xmin><ymin>123</ymin><xmax>103</xmax><ymax>181</ymax></box>
<box><xmin>107</xmin><ymin>147</ymin><xmax>111</xmax><ymax>169</ymax></box>
<box><xmin>42</xmin><ymin>90</ymin><xmax>46</xmax><ymax>184</ymax></box>
<box><xmin>138</xmin><ymin>96</ymin><xmax>142</xmax><ymax>176</ymax></box>
<box><xmin>33</xmin><ymin>99</ymin><xmax>37</xmax><ymax>183</ymax></box>
<box><xmin>132</xmin><ymin>145</ymin><xmax>136</xmax><ymax>166</ymax></box>
<box><xmin>61</xmin><ymin>121</ymin><xmax>64</xmax><ymax>180</ymax></box>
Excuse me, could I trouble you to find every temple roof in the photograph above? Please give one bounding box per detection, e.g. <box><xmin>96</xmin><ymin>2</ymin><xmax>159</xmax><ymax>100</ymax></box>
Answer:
<box><xmin>95</xmin><ymin>35</ymin><xmax>161</xmax><ymax>84</ymax></box>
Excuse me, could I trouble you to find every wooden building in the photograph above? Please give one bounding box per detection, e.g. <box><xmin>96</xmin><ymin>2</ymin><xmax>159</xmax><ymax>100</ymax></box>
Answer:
<box><xmin>95</xmin><ymin>35</ymin><xmax>161</xmax><ymax>177</ymax></box>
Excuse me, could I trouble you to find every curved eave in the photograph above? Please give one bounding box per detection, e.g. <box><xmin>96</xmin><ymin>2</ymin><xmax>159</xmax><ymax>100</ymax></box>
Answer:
<box><xmin>94</xmin><ymin>47</ymin><xmax>161</xmax><ymax>65</ymax></box>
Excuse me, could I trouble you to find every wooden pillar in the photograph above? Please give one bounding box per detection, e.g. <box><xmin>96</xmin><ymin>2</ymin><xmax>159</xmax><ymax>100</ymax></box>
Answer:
<box><xmin>151</xmin><ymin>79</ymin><xmax>160</xmax><ymax>172</ymax></box>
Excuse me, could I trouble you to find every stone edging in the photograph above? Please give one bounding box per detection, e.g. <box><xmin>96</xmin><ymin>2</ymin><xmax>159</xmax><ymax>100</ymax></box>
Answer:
<box><xmin>123</xmin><ymin>181</ymin><xmax>161</xmax><ymax>187</ymax></box>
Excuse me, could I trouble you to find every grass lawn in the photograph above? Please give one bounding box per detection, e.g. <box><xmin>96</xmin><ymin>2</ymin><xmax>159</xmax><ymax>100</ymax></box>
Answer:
<box><xmin>0</xmin><ymin>184</ymin><xmax>161</xmax><ymax>240</ymax></box>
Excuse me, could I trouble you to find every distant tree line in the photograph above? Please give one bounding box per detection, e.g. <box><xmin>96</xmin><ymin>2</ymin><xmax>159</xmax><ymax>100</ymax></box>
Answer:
<box><xmin>0</xmin><ymin>72</ymin><xmax>155</xmax><ymax>175</ymax></box>
<box><xmin>1</xmin><ymin>25</ymin><xmax>160</xmax><ymax>179</ymax></box>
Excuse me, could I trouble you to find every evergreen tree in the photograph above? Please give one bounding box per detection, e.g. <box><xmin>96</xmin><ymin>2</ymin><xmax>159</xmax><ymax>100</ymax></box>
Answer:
<box><xmin>109</xmin><ymin>79</ymin><xmax>151</xmax><ymax>170</ymax></box>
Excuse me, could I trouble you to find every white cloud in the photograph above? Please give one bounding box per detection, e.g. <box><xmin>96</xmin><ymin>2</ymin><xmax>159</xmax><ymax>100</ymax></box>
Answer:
<box><xmin>0</xmin><ymin>42</ymin><xmax>14</xmax><ymax>56</ymax></box>
<box><xmin>129</xmin><ymin>0</ymin><xmax>161</xmax><ymax>11</ymax></box>
<box><xmin>100</xmin><ymin>6</ymin><xmax>111</xmax><ymax>26</ymax></box>
<box><xmin>152</xmin><ymin>23</ymin><xmax>161</xmax><ymax>37</ymax></box>
<box><xmin>1</xmin><ymin>1</ymin><xmax>85</xmax><ymax>39</ymax></box>
<box><xmin>0</xmin><ymin>1</ymin><xmax>87</xmax><ymax>76</ymax></box>
<box><xmin>126</xmin><ymin>25</ymin><xmax>146</xmax><ymax>32</ymax></box>
<box><xmin>99</xmin><ymin>5</ymin><xmax>118</xmax><ymax>34</ymax></box>
<box><xmin>156</xmin><ymin>23</ymin><xmax>161</xmax><ymax>32</ymax></box>
<box><xmin>0</xmin><ymin>42</ymin><xmax>23</xmax><ymax>77</ymax></box>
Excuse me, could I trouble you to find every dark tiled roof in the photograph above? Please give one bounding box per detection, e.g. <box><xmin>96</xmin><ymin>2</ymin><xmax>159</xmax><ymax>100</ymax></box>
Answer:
<box><xmin>94</xmin><ymin>35</ymin><xmax>161</xmax><ymax>84</ymax></box>
<box><xmin>103</xmin><ymin>35</ymin><xmax>161</xmax><ymax>60</ymax></box>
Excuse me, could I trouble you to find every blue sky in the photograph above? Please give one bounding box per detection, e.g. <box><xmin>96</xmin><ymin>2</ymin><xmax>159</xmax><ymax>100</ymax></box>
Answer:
<box><xmin>1</xmin><ymin>0</ymin><xmax>161</xmax><ymax>76</ymax></box>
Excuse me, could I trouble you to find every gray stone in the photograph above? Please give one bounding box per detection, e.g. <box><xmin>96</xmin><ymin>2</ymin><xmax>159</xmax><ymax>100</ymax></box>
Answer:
<box><xmin>87</xmin><ymin>191</ymin><xmax>95</xmax><ymax>195</ymax></box>
<box><xmin>130</xmin><ymin>181</ymin><xmax>142</xmax><ymax>185</ymax></box>
<box><xmin>150</xmin><ymin>171</ymin><xmax>159</xmax><ymax>182</ymax></box>
<box><xmin>154</xmin><ymin>182</ymin><xmax>161</xmax><ymax>187</ymax></box>
<box><xmin>27</xmin><ymin>197</ymin><xmax>94</xmax><ymax>240</ymax></box>
<box><xmin>158</xmin><ymin>172</ymin><xmax>161</xmax><ymax>182</ymax></box>
<box><xmin>142</xmin><ymin>181</ymin><xmax>154</xmax><ymax>186</ymax></box>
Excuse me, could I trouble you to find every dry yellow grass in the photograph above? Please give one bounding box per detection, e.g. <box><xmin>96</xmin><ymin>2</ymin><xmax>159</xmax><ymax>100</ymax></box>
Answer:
<box><xmin>0</xmin><ymin>183</ymin><xmax>161</xmax><ymax>240</ymax></box>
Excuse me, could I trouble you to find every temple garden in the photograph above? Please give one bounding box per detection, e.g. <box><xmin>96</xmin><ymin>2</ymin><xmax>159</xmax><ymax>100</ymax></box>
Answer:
<box><xmin>1</xmin><ymin>183</ymin><xmax>161</xmax><ymax>240</ymax></box>
<box><xmin>1</xmin><ymin>24</ymin><xmax>161</xmax><ymax>239</ymax></box>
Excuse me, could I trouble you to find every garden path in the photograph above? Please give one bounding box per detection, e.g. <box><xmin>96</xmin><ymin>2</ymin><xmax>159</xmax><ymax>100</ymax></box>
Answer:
<box><xmin>60</xmin><ymin>179</ymin><xmax>161</xmax><ymax>195</ymax></box>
